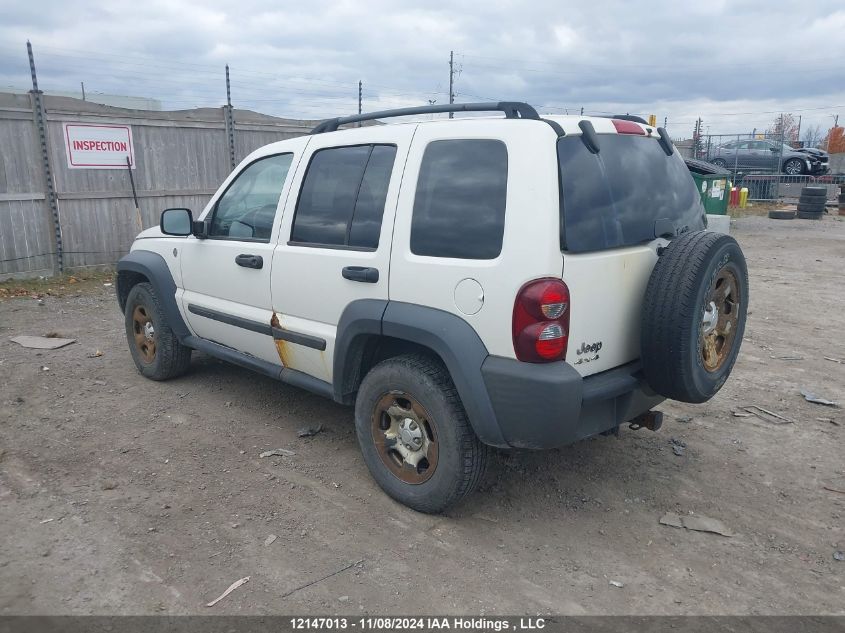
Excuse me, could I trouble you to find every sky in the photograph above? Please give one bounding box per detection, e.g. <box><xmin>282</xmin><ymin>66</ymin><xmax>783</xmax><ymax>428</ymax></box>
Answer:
<box><xmin>1</xmin><ymin>0</ymin><xmax>843</xmax><ymax>139</ymax></box>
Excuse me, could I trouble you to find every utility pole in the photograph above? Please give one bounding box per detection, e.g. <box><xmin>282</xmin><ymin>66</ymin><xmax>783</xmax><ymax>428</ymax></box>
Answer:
<box><xmin>28</xmin><ymin>41</ymin><xmax>63</xmax><ymax>275</ymax></box>
<box><xmin>224</xmin><ymin>64</ymin><xmax>236</xmax><ymax>169</ymax></box>
<box><xmin>80</xmin><ymin>81</ymin><xmax>86</xmax><ymax>101</ymax></box>
<box><xmin>693</xmin><ymin>117</ymin><xmax>703</xmax><ymax>159</ymax></box>
<box><xmin>448</xmin><ymin>50</ymin><xmax>454</xmax><ymax>118</ymax></box>
<box><xmin>358</xmin><ymin>80</ymin><xmax>362</xmax><ymax>115</ymax></box>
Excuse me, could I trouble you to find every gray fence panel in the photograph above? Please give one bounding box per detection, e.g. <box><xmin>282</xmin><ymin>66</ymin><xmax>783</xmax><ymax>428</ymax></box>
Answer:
<box><xmin>0</xmin><ymin>94</ymin><xmax>56</xmax><ymax>277</ymax></box>
<box><xmin>0</xmin><ymin>199</ymin><xmax>52</xmax><ymax>276</ymax></box>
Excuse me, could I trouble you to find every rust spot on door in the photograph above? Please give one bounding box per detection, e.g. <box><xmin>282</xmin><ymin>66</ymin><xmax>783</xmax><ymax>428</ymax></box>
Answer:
<box><xmin>271</xmin><ymin>312</ymin><xmax>291</xmax><ymax>367</ymax></box>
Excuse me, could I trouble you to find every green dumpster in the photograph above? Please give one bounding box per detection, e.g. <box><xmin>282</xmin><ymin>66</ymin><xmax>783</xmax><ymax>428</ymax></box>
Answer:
<box><xmin>690</xmin><ymin>173</ymin><xmax>729</xmax><ymax>215</ymax></box>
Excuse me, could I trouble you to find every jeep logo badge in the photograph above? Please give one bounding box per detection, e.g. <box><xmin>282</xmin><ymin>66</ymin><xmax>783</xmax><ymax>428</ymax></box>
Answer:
<box><xmin>576</xmin><ymin>341</ymin><xmax>603</xmax><ymax>355</ymax></box>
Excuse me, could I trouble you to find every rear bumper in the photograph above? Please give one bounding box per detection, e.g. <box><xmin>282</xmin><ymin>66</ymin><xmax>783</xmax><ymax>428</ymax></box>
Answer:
<box><xmin>480</xmin><ymin>357</ymin><xmax>664</xmax><ymax>449</ymax></box>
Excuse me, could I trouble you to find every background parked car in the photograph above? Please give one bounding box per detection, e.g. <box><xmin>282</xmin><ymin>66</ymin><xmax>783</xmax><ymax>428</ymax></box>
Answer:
<box><xmin>709</xmin><ymin>139</ymin><xmax>826</xmax><ymax>175</ymax></box>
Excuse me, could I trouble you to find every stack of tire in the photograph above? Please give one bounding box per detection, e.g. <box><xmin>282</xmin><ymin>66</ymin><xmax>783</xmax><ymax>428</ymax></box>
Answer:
<box><xmin>796</xmin><ymin>186</ymin><xmax>827</xmax><ymax>220</ymax></box>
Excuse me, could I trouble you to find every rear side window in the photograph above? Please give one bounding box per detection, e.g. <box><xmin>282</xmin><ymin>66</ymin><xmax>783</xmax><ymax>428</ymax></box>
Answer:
<box><xmin>411</xmin><ymin>139</ymin><xmax>508</xmax><ymax>259</ymax></box>
<box><xmin>291</xmin><ymin>144</ymin><xmax>397</xmax><ymax>248</ymax></box>
<box><xmin>558</xmin><ymin>135</ymin><xmax>704</xmax><ymax>252</ymax></box>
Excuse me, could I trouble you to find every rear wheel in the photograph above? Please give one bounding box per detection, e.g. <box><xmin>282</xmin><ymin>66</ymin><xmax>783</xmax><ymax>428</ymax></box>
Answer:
<box><xmin>354</xmin><ymin>354</ymin><xmax>487</xmax><ymax>513</ymax></box>
<box><xmin>124</xmin><ymin>283</ymin><xmax>192</xmax><ymax>380</ymax></box>
<box><xmin>711</xmin><ymin>158</ymin><xmax>727</xmax><ymax>168</ymax></box>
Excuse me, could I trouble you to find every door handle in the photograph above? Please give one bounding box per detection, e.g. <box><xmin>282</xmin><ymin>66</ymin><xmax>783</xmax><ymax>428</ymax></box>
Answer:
<box><xmin>235</xmin><ymin>254</ymin><xmax>263</xmax><ymax>269</ymax></box>
<box><xmin>342</xmin><ymin>266</ymin><xmax>379</xmax><ymax>283</ymax></box>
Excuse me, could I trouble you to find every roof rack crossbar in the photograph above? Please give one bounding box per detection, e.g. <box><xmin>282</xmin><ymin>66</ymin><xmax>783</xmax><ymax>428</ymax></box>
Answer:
<box><xmin>310</xmin><ymin>101</ymin><xmax>540</xmax><ymax>134</ymax></box>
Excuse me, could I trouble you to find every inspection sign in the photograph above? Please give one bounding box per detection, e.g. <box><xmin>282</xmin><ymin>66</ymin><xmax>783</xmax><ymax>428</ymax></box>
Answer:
<box><xmin>63</xmin><ymin>123</ymin><xmax>135</xmax><ymax>169</ymax></box>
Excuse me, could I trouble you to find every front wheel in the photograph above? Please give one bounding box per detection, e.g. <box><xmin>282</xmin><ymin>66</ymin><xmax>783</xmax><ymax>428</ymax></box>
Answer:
<box><xmin>711</xmin><ymin>158</ymin><xmax>727</xmax><ymax>168</ymax></box>
<box><xmin>124</xmin><ymin>282</ymin><xmax>192</xmax><ymax>380</ymax></box>
<box><xmin>783</xmin><ymin>158</ymin><xmax>805</xmax><ymax>175</ymax></box>
<box><xmin>354</xmin><ymin>354</ymin><xmax>488</xmax><ymax>513</ymax></box>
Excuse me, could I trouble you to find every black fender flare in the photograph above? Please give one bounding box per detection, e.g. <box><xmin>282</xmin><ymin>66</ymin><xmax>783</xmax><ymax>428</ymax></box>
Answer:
<box><xmin>116</xmin><ymin>250</ymin><xmax>191</xmax><ymax>341</ymax></box>
<box><xmin>334</xmin><ymin>300</ymin><xmax>508</xmax><ymax>448</ymax></box>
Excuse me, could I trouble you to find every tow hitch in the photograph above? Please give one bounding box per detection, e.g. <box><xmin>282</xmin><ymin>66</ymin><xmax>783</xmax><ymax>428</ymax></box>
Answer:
<box><xmin>628</xmin><ymin>410</ymin><xmax>663</xmax><ymax>432</ymax></box>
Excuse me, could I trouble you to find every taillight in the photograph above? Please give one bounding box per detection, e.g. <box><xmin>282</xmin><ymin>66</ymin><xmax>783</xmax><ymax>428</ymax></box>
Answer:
<box><xmin>512</xmin><ymin>278</ymin><xmax>570</xmax><ymax>363</ymax></box>
<box><xmin>611</xmin><ymin>119</ymin><xmax>646</xmax><ymax>135</ymax></box>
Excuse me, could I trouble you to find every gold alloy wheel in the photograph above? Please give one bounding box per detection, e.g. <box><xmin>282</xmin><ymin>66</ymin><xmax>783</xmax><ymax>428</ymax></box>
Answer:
<box><xmin>132</xmin><ymin>304</ymin><xmax>157</xmax><ymax>364</ymax></box>
<box><xmin>700</xmin><ymin>268</ymin><xmax>740</xmax><ymax>372</ymax></box>
<box><xmin>371</xmin><ymin>392</ymin><xmax>439</xmax><ymax>484</ymax></box>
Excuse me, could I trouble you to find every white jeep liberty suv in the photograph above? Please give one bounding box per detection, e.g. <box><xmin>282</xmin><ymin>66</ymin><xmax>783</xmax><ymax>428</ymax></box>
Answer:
<box><xmin>117</xmin><ymin>102</ymin><xmax>748</xmax><ymax>513</ymax></box>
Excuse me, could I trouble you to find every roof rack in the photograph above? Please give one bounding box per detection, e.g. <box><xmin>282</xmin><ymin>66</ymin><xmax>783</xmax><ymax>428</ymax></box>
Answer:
<box><xmin>311</xmin><ymin>101</ymin><xmax>540</xmax><ymax>134</ymax></box>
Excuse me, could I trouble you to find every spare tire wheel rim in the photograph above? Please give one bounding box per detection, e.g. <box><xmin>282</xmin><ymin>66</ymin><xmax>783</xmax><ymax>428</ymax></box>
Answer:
<box><xmin>371</xmin><ymin>392</ymin><xmax>439</xmax><ymax>484</ymax></box>
<box><xmin>132</xmin><ymin>304</ymin><xmax>157</xmax><ymax>363</ymax></box>
<box><xmin>700</xmin><ymin>268</ymin><xmax>740</xmax><ymax>372</ymax></box>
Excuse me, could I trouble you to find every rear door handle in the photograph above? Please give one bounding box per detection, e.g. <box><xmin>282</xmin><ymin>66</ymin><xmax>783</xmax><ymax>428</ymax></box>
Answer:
<box><xmin>342</xmin><ymin>266</ymin><xmax>379</xmax><ymax>283</ymax></box>
<box><xmin>235</xmin><ymin>254</ymin><xmax>263</xmax><ymax>269</ymax></box>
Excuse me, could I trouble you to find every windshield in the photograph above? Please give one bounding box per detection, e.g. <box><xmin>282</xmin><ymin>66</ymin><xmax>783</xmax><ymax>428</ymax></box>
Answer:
<box><xmin>557</xmin><ymin>134</ymin><xmax>706</xmax><ymax>252</ymax></box>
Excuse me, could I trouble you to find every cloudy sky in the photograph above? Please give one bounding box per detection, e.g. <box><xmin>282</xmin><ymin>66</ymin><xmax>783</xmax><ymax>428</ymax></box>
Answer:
<box><xmin>1</xmin><ymin>0</ymin><xmax>843</xmax><ymax>139</ymax></box>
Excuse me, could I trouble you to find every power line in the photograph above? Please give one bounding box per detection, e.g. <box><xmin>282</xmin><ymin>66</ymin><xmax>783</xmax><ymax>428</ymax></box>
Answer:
<box><xmin>459</xmin><ymin>51</ymin><xmax>845</xmax><ymax>71</ymax></box>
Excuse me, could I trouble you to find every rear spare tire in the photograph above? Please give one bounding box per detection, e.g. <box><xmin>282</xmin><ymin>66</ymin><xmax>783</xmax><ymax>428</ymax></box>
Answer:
<box><xmin>641</xmin><ymin>231</ymin><xmax>748</xmax><ymax>403</ymax></box>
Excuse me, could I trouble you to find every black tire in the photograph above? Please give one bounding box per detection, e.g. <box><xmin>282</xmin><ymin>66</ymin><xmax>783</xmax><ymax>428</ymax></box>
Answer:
<box><xmin>796</xmin><ymin>211</ymin><xmax>823</xmax><ymax>220</ymax></box>
<box><xmin>768</xmin><ymin>210</ymin><xmax>795</xmax><ymax>220</ymax></box>
<box><xmin>800</xmin><ymin>186</ymin><xmax>827</xmax><ymax>198</ymax></box>
<box><xmin>124</xmin><ymin>282</ymin><xmax>192</xmax><ymax>380</ymax></box>
<box><xmin>798</xmin><ymin>196</ymin><xmax>827</xmax><ymax>207</ymax></box>
<box><xmin>783</xmin><ymin>158</ymin><xmax>805</xmax><ymax>175</ymax></box>
<box><xmin>354</xmin><ymin>354</ymin><xmax>488</xmax><ymax>513</ymax></box>
<box><xmin>710</xmin><ymin>158</ymin><xmax>727</xmax><ymax>169</ymax></box>
<box><xmin>641</xmin><ymin>231</ymin><xmax>748</xmax><ymax>404</ymax></box>
<box><xmin>797</xmin><ymin>202</ymin><xmax>826</xmax><ymax>213</ymax></box>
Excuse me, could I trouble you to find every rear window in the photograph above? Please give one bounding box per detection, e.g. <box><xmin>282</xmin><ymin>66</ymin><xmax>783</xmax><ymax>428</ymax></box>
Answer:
<box><xmin>558</xmin><ymin>134</ymin><xmax>705</xmax><ymax>252</ymax></box>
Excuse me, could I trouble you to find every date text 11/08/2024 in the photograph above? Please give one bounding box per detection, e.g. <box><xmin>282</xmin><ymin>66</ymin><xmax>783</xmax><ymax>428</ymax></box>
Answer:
<box><xmin>290</xmin><ymin>617</ymin><xmax>547</xmax><ymax>631</ymax></box>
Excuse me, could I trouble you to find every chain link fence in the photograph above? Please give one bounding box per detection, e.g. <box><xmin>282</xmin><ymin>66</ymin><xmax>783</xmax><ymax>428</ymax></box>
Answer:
<box><xmin>693</xmin><ymin>132</ymin><xmax>837</xmax><ymax>202</ymax></box>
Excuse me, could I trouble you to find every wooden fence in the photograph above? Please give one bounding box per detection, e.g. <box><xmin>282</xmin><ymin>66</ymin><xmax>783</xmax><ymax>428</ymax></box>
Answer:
<box><xmin>0</xmin><ymin>91</ymin><xmax>315</xmax><ymax>278</ymax></box>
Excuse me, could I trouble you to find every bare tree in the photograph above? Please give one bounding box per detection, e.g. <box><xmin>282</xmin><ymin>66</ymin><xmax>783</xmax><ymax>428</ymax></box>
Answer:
<box><xmin>802</xmin><ymin>124</ymin><xmax>822</xmax><ymax>148</ymax></box>
<box><xmin>767</xmin><ymin>113</ymin><xmax>800</xmax><ymax>142</ymax></box>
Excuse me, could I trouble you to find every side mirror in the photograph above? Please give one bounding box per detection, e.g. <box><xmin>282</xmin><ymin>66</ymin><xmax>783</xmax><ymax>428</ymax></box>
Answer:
<box><xmin>160</xmin><ymin>208</ymin><xmax>193</xmax><ymax>236</ymax></box>
<box><xmin>770</xmin><ymin>147</ymin><xmax>779</xmax><ymax>152</ymax></box>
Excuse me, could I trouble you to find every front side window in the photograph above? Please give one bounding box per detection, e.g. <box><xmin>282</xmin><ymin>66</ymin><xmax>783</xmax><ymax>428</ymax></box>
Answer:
<box><xmin>410</xmin><ymin>139</ymin><xmax>508</xmax><ymax>259</ymax></box>
<box><xmin>291</xmin><ymin>145</ymin><xmax>397</xmax><ymax>249</ymax></box>
<box><xmin>209</xmin><ymin>153</ymin><xmax>293</xmax><ymax>241</ymax></box>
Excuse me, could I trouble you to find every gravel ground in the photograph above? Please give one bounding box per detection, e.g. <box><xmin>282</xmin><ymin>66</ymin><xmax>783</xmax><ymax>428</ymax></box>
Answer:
<box><xmin>0</xmin><ymin>214</ymin><xmax>843</xmax><ymax>615</ymax></box>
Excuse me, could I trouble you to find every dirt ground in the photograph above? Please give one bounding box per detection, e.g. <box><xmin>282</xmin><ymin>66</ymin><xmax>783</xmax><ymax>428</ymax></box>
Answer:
<box><xmin>1</xmin><ymin>214</ymin><xmax>843</xmax><ymax>616</ymax></box>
